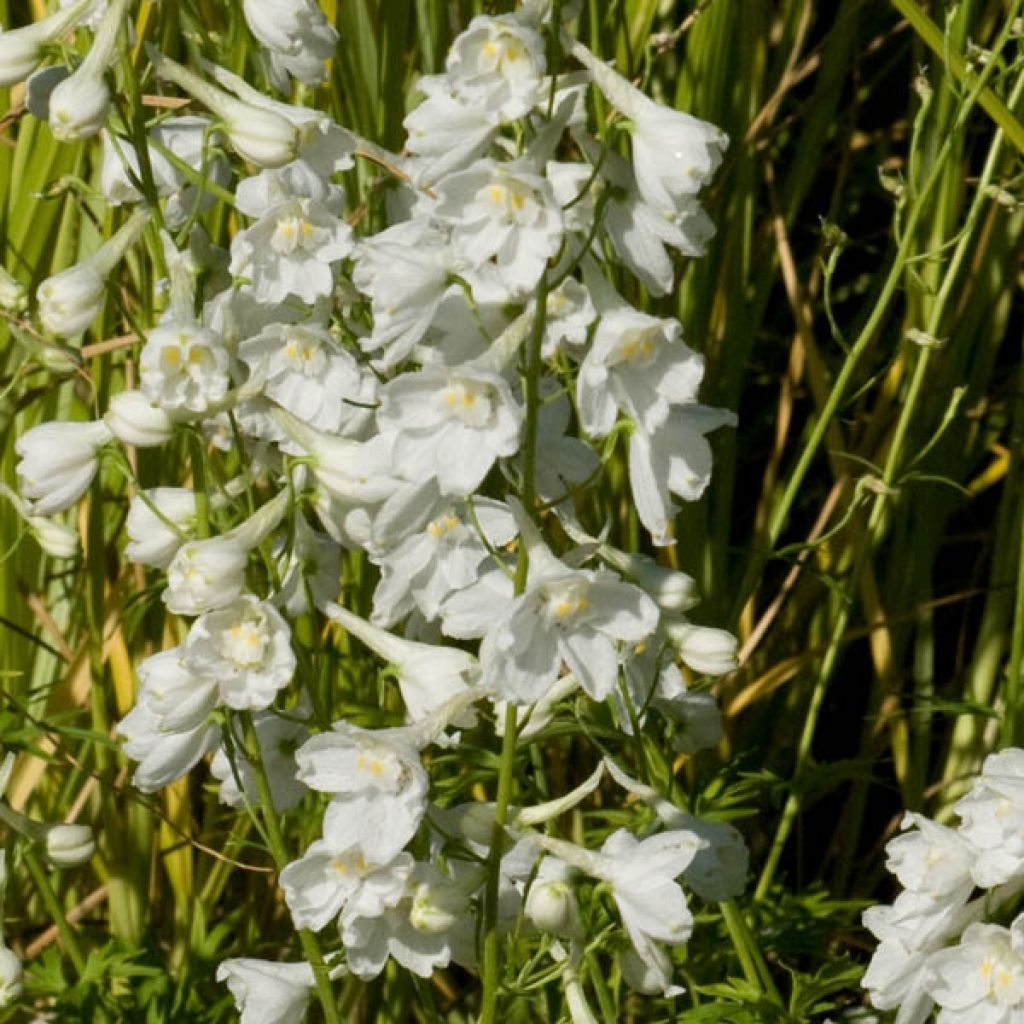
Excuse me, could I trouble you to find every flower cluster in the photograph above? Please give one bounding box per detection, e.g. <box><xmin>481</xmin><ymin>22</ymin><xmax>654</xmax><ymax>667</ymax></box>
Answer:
<box><xmin>863</xmin><ymin>748</ymin><xmax>1024</xmax><ymax>1023</ymax></box>
<box><xmin>2</xmin><ymin>0</ymin><xmax>742</xmax><ymax>1018</ymax></box>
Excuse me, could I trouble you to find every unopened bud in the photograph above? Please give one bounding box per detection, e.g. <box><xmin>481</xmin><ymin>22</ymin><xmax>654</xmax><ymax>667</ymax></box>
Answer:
<box><xmin>525</xmin><ymin>879</ymin><xmax>579</xmax><ymax>937</ymax></box>
<box><xmin>105</xmin><ymin>390</ymin><xmax>175</xmax><ymax>447</ymax></box>
<box><xmin>29</xmin><ymin>516</ymin><xmax>79</xmax><ymax>559</ymax></box>
<box><xmin>45</xmin><ymin>823</ymin><xmax>95</xmax><ymax>867</ymax></box>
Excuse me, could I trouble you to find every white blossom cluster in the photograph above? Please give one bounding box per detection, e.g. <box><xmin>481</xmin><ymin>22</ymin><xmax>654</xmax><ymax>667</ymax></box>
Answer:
<box><xmin>2</xmin><ymin>0</ymin><xmax>744</xmax><ymax>1018</ymax></box>
<box><xmin>863</xmin><ymin>748</ymin><xmax>1024</xmax><ymax>1024</ymax></box>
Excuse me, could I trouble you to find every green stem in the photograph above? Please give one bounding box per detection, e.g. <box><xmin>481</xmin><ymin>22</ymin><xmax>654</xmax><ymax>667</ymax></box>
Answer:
<box><xmin>23</xmin><ymin>847</ymin><xmax>88</xmax><ymax>977</ymax></box>
<box><xmin>239</xmin><ymin>714</ymin><xmax>340</xmax><ymax>1024</ymax></box>
<box><xmin>480</xmin><ymin>272</ymin><xmax>551</xmax><ymax>1023</ymax></box>
<box><xmin>721</xmin><ymin>901</ymin><xmax>782</xmax><ymax>1008</ymax></box>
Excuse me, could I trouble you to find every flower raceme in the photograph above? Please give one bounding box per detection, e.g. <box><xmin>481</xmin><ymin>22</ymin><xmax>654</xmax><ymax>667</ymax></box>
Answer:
<box><xmin>2</xmin><ymin>3</ymin><xmax>743</xmax><ymax>1017</ymax></box>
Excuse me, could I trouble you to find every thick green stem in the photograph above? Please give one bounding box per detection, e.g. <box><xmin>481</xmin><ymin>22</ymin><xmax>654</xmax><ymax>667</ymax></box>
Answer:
<box><xmin>23</xmin><ymin>847</ymin><xmax>88</xmax><ymax>977</ymax></box>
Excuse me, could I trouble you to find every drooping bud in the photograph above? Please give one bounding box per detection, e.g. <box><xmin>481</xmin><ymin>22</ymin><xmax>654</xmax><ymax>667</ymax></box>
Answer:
<box><xmin>45</xmin><ymin>823</ymin><xmax>96</xmax><ymax>867</ymax></box>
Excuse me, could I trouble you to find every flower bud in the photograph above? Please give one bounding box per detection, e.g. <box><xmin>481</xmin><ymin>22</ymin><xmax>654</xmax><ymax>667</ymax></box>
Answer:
<box><xmin>48</xmin><ymin>68</ymin><xmax>111</xmax><ymax>141</ymax></box>
<box><xmin>105</xmin><ymin>390</ymin><xmax>175</xmax><ymax>447</ymax></box>
<box><xmin>667</xmin><ymin>621</ymin><xmax>738</xmax><ymax>676</ymax></box>
<box><xmin>0</xmin><ymin>947</ymin><xmax>22</xmax><ymax>1008</ymax></box>
<box><xmin>36</xmin><ymin>263</ymin><xmax>105</xmax><ymax>338</ymax></box>
<box><xmin>125</xmin><ymin>487</ymin><xmax>196</xmax><ymax>568</ymax></box>
<box><xmin>29</xmin><ymin>516</ymin><xmax>79</xmax><ymax>558</ymax></box>
<box><xmin>408</xmin><ymin>879</ymin><xmax>468</xmax><ymax>935</ymax></box>
<box><xmin>525</xmin><ymin>878</ymin><xmax>579</xmax><ymax>936</ymax></box>
<box><xmin>164</xmin><ymin>535</ymin><xmax>248</xmax><ymax>615</ymax></box>
<box><xmin>45</xmin><ymin>823</ymin><xmax>95</xmax><ymax>867</ymax></box>
<box><xmin>0</xmin><ymin>266</ymin><xmax>27</xmax><ymax>313</ymax></box>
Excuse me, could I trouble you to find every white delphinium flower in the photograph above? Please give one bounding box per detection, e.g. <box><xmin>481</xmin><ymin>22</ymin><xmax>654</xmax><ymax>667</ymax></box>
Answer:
<box><xmin>432</xmin><ymin>158</ymin><xmax>564</xmax><ymax>300</ymax></box>
<box><xmin>954</xmin><ymin>748</ymin><xmax>1024</xmax><ymax>887</ymax></box>
<box><xmin>885</xmin><ymin>813</ymin><xmax>975</xmax><ymax>898</ymax></box>
<box><xmin>242</xmin><ymin>0</ymin><xmax>338</xmax><ymax>89</ymax></box>
<box><xmin>351</xmin><ymin>220</ymin><xmax>453</xmax><ymax>368</ymax></box>
<box><xmin>0</xmin><ymin>0</ymin><xmax>93</xmax><ymax>87</ymax></box>
<box><xmin>570</xmin><ymin>41</ymin><xmax>728</xmax><ymax>216</ymax></box>
<box><xmin>370</xmin><ymin>495</ymin><xmax>516</xmax><ymax>627</ymax></box>
<box><xmin>148</xmin><ymin>49</ymin><xmax>299</xmax><ymax>167</ymax></box>
<box><xmin>238</xmin><ymin>323</ymin><xmax>371</xmax><ymax>435</ymax></box>
<box><xmin>104</xmin><ymin>390</ymin><xmax>175</xmax><ymax>448</ymax></box>
<box><xmin>210</xmin><ymin>711</ymin><xmax>308</xmax><ymax>811</ymax></box>
<box><xmin>47</xmin><ymin>0</ymin><xmax>130</xmax><ymax>141</ymax></box>
<box><xmin>295</xmin><ymin>722</ymin><xmax>429</xmax><ymax>862</ymax></box>
<box><xmin>139</xmin><ymin>320</ymin><xmax>231</xmax><ymax>414</ymax></box>
<box><xmin>118</xmin><ymin>649</ymin><xmax>220</xmax><ymax>791</ymax></box>
<box><xmin>101</xmin><ymin>118</ymin><xmax>230</xmax><ymax>228</ymax></box>
<box><xmin>444</xmin><ymin>14</ymin><xmax>546</xmax><ymax>121</ymax></box>
<box><xmin>216</xmin><ymin>958</ymin><xmax>316</xmax><ymax>1024</ymax></box>
<box><xmin>184</xmin><ymin>595</ymin><xmax>296</xmax><ymax>711</ymax></box>
<box><xmin>15</xmin><ymin>419</ymin><xmax>112</xmax><ymax>516</ymax></box>
<box><xmin>36</xmin><ymin>208</ymin><xmax>148</xmax><ymax>337</ymax></box>
<box><xmin>230</xmin><ymin>198</ymin><xmax>352</xmax><ymax>305</ymax></box>
<box><xmin>326</xmin><ymin>602</ymin><xmax>481</xmax><ymax>722</ymax></box>
<box><xmin>341</xmin><ymin>861</ymin><xmax>476</xmax><ymax>979</ymax></box>
<box><xmin>927</xmin><ymin>916</ymin><xmax>1024</xmax><ymax>1023</ymax></box>
<box><xmin>536</xmin><ymin>828</ymin><xmax>702</xmax><ymax>994</ymax></box>
<box><xmin>628</xmin><ymin>404</ymin><xmax>737</xmax><ymax>546</ymax></box>
<box><xmin>403</xmin><ymin>75</ymin><xmax>497</xmax><ymax>186</ymax></box>
<box><xmin>376</xmin><ymin>363</ymin><xmax>522</xmax><ymax>496</ymax></box>
<box><xmin>603</xmin><ymin>758</ymin><xmax>748</xmax><ymax>902</ymax></box>
<box><xmin>125</xmin><ymin>488</ymin><xmax>196</xmax><ymax>568</ymax></box>
<box><xmin>281</xmin><ymin>841</ymin><xmax>413</xmax><ymax>932</ymax></box>
<box><xmin>578</xmin><ymin>305</ymin><xmax>704</xmax><ymax>436</ymax></box>
<box><xmin>163</xmin><ymin>535</ymin><xmax>248</xmax><ymax>615</ymax></box>
<box><xmin>541</xmin><ymin>276</ymin><xmax>596</xmax><ymax>360</ymax></box>
<box><xmin>479</xmin><ymin>512</ymin><xmax>659</xmax><ymax>703</ymax></box>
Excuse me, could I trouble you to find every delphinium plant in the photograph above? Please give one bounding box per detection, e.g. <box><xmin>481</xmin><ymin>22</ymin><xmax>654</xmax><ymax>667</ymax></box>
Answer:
<box><xmin>2</xmin><ymin>1</ymin><xmax>1024</xmax><ymax>1023</ymax></box>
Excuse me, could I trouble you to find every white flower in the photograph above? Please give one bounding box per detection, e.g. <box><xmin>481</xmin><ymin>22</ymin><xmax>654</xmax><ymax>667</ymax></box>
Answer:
<box><xmin>101</xmin><ymin>117</ymin><xmax>230</xmax><ymax>228</ymax></box>
<box><xmin>125</xmin><ymin>487</ymin><xmax>197</xmax><ymax>568</ymax></box>
<box><xmin>281</xmin><ymin>840</ymin><xmax>413</xmax><ymax>932</ymax></box>
<box><xmin>242</xmin><ymin>0</ymin><xmax>338</xmax><ymax>88</ymax></box>
<box><xmin>377</xmin><ymin>363</ymin><xmax>522</xmax><ymax>496</ymax></box>
<box><xmin>118</xmin><ymin>649</ymin><xmax>220</xmax><ymax>791</ymax></box>
<box><xmin>238</xmin><ymin>322</ymin><xmax>370</xmax><ymax>435</ymax></box>
<box><xmin>15</xmin><ymin>419</ymin><xmax>112</xmax><ymax>515</ymax></box>
<box><xmin>954</xmin><ymin>748</ymin><xmax>1024</xmax><ymax>887</ymax></box>
<box><xmin>577</xmin><ymin>306</ymin><xmax>704</xmax><ymax>436</ymax></box>
<box><xmin>862</xmin><ymin>938</ymin><xmax>936</xmax><ymax>1024</ymax></box>
<box><xmin>570</xmin><ymin>41</ymin><xmax>728</xmax><ymax>216</ymax></box>
<box><xmin>140</xmin><ymin>320</ymin><xmax>231</xmax><ymax>414</ymax></box>
<box><xmin>210</xmin><ymin>711</ymin><xmax>308</xmax><ymax>811</ymax></box>
<box><xmin>444</xmin><ymin>14</ymin><xmax>546</xmax><ymax>122</ymax></box>
<box><xmin>295</xmin><ymin>722</ymin><xmax>429</xmax><ymax>862</ymax></box>
<box><xmin>432</xmin><ymin>158</ymin><xmax>564</xmax><ymax>300</ymax></box>
<box><xmin>885</xmin><ymin>813</ymin><xmax>974</xmax><ymax>898</ymax></box>
<box><xmin>326</xmin><ymin>602</ymin><xmax>481</xmax><ymax>723</ymax></box>
<box><xmin>163</xmin><ymin>535</ymin><xmax>248</xmax><ymax>616</ymax></box>
<box><xmin>628</xmin><ymin>404</ymin><xmax>737</xmax><ymax>546</ymax></box>
<box><xmin>105</xmin><ymin>390</ymin><xmax>175</xmax><ymax>447</ymax></box>
<box><xmin>370</xmin><ymin>495</ymin><xmax>516</xmax><ymax>626</ymax></box>
<box><xmin>230</xmin><ymin>198</ymin><xmax>352</xmax><ymax>305</ymax></box>
<box><xmin>351</xmin><ymin>220</ymin><xmax>452</xmax><ymax>368</ymax></box>
<box><xmin>927</xmin><ymin>916</ymin><xmax>1024</xmax><ymax>1023</ymax></box>
<box><xmin>479</xmin><ymin>519</ymin><xmax>659</xmax><ymax>703</ymax></box>
<box><xmin>525</xmin><ymin>858</ymin><xmax>580</xmax><ymax>937</ymax></box>
<box><xmin>184</xmin><ymin>595</ymin><xmax>296</xmax><ymax>711</ymax></box>
<box><xmin>216</xmin><ymin>958</ymin><xmax>316</xmax><ymax>1024</ymax></box>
